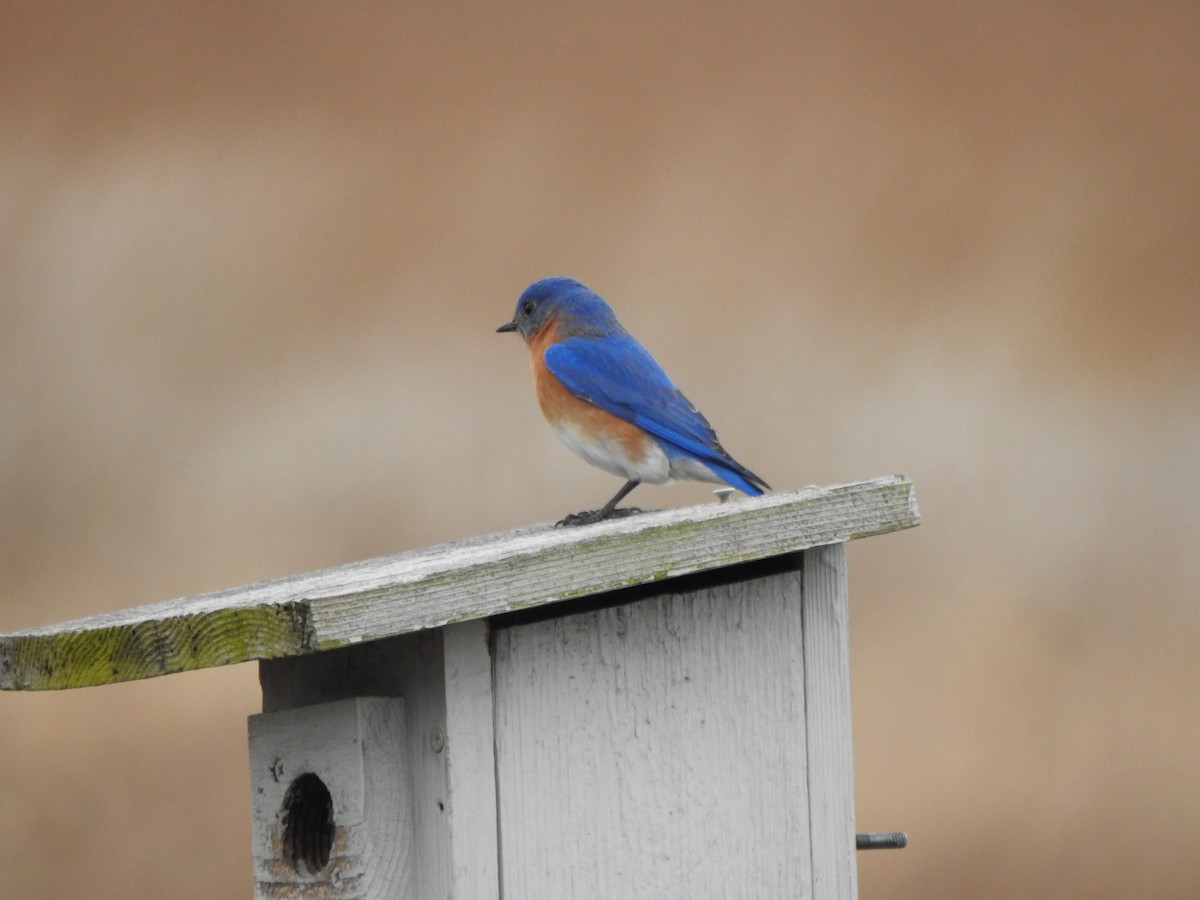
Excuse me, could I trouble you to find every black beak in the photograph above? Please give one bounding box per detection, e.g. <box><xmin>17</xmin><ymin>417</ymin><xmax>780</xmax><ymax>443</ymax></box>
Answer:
<box><xmin>496</xmin><ymin>320</ymin><xmax>518</xmax><ymax>333</ymax></box>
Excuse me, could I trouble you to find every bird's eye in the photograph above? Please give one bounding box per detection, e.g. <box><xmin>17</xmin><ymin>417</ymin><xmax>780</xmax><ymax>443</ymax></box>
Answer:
<box><xmin>522</xmin><ymin>300</ymin><xmax>536</xmax><ymax>317</ymax></box>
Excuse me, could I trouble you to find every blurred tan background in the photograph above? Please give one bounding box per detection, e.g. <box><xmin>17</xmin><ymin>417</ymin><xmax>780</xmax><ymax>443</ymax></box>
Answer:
<box><xmin>1</xmin><ymin>3</ymin><xmax>1197</xmax><ymax>897</ymax></box>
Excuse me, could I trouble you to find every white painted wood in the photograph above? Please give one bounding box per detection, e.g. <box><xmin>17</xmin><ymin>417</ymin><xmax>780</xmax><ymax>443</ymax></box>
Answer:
<box><xmin>802</xmin><ymin>543</ymin><xmax>857</xmax><ymax>899</ymax></box>
<box><xmin>442</xmin><ymin>620</ymin><xmax>501</xmax><ymax>900</ymax></box>
<box><xmin>492</xmin><ymin>560</ymin><xmax>814</xmax><ymax>899</ymax></box>
<box><xmin>248</xmin><ymin>696</ymin><xmax>411</xmax><ymax>899</ymax></box>
<box><xmin>0</xmin><ymin>476</ymin><xmax>919</xmax><ymax>690</ymax></box>
<box><xmin>258</xmin><ymin>635</ymin><xmax>453</xmax><ymax>899</ymax></box>
<box><xmin>257</xmin><ymin>628</ymin><xmax>501</xmax><ymax>900</ymax></box>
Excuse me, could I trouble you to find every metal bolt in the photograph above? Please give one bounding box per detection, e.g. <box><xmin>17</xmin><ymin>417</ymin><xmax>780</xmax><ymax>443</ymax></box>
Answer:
<box><xmin>856</xmin><ymin>831</ymin><xmax>908</xmax><ymax>850</ymax></box>
<box><xmin>430</xmin><ymin>726</ymin><xmax>446</xmax><ymax>753</ymax></box>
<box><xmin>271</xmin><ymin>758</ymin><xmax>285</xmax><ymax>782</ymax></box>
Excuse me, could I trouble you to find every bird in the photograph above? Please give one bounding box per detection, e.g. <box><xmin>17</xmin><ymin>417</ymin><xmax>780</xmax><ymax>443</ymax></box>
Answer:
<box><xmin>498</xmin><ymin>276</ymin><xmax>769</xmax><ymax>526</ymax></box>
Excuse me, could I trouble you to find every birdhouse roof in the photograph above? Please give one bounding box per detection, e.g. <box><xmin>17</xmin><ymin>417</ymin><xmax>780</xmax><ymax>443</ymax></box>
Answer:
<box><xmin>0</xmin><ymin>476</ymin><xmax>918</xmax><ymax>691</ymax></box>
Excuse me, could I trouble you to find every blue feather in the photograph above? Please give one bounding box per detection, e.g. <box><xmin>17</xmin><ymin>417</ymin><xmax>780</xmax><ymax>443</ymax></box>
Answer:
<box><xmin>544</xmin><ymin>336</ymin><xmax>766</xmax><ymax>495</ymax></box>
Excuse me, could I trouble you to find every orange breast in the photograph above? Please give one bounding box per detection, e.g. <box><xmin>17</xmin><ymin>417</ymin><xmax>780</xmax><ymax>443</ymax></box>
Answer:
<box><xmin>527</xmin><ymin>319</ymin><xmax>650</xmax><ymax>462</ymax></box>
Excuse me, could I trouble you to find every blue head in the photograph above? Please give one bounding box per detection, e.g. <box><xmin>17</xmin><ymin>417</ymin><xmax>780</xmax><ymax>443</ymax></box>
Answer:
<box><xmin>497</xmin><ymin>277</ymin><xmax>625</xmax><ymax>341</ymax></box>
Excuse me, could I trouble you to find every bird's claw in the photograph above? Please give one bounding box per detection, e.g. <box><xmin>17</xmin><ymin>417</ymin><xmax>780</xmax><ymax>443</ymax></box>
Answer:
<box><xmin>555</xmin><ymin>507</ymin><xmax>644</xmax><ymax>528</ymax></box>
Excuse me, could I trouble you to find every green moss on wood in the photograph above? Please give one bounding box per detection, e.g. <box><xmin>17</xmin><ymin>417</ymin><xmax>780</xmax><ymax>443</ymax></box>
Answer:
<box><xmin>0</xmin><ymin>476</ymin><xmax>920</xmax><ymax>691</ymax></box>
<box><xmin>0</xmin><ymin>602</ymin><xmax>313</xmax><ymax>691</ymax></box>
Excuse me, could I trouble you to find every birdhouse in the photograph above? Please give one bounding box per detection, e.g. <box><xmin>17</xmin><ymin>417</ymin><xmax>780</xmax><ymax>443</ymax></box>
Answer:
<box><xmin>0</xmin><ymin>475</ymin><xmax>919</xmax><ymax>899</ymax></box>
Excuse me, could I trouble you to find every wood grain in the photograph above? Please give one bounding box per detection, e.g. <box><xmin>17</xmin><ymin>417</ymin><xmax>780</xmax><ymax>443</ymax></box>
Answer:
<box><xmin>259</xmin><ymin>633</ymin><xmax>455</xmax><ymax>899</ymax></box>
<box><xmin>248</xmin><ymin>696</ymin><xmax>412</xmax><ymax>898</ymax></box>
<box><xmin>492</xmin><ymin>561</ymin><xmax>813</xmax><ymax>898</ymax></box>
<box><xmin>0</xmin><ymin>475</ymin><xmax>918</xmax><ymax>690</ymax></box>
<box><xmin>442</xmin><ymin>621</ymin><xmax>501</xmax><ymax>900</ymax></box>
<box><xmin>802</xmin><ymin>542</ymin><xmax>858</xmax><ymax>898</ymax></box>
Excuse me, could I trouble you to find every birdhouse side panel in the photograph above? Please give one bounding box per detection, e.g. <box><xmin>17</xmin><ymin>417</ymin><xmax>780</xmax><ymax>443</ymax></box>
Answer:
<box><xmin>492</xmin><ymin>564</ymin><xmax>814</xmax><ymax>899</ymax></box>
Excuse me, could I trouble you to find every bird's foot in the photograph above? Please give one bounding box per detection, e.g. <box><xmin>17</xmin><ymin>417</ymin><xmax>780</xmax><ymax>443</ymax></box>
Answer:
<box><xmin>555</xmin><ymin>506</ymin><xmax>644</xmax><ymax>528</ymax></box>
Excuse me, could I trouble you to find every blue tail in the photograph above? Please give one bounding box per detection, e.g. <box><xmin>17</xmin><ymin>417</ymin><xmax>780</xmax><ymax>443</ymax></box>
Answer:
<box><xmin>704</xmin><ymin>458</ymin><xmax>769</xmax><ymax>497</ymax></box>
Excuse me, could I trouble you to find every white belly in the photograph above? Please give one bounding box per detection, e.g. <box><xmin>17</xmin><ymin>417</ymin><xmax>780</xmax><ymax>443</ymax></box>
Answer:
<box><xmin>552</xmin><ymin>420</ymin><xmax>672</xmax><ymax>484</ymax></box>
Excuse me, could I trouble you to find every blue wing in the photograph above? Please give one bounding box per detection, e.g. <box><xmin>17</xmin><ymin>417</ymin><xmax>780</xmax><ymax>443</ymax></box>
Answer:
<box><xmin>544</xmin><ymin>335</ymin><xmax>767</xmax><ymax>495</ymax></box>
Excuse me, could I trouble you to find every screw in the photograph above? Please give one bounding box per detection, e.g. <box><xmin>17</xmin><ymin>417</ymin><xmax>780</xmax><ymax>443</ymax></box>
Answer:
<box><xmin>856</xmin><ymin>831</ymin><xmax>908</xmax><ymax>850</ymax></box>
<box><xmin>270</xmin><ymin>758</ymin><xmax>285</xmax><ymax>782</ymax></box>
<box><xmin>430</xmin><ymin>727</ymin><xmax>446</xmax><ymax>753</ymax></box>
<box><xmin>714</xmin><ymin>488</ymin><xmax>734</xmax><ymax>504</ymax></box>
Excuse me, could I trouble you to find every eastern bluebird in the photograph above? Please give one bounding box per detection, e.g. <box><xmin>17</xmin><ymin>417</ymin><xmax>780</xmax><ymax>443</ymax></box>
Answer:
<box><xmin>498</xmin><ymin>277</ymin><xmax>769</xmax><ymax>526</ymax></box>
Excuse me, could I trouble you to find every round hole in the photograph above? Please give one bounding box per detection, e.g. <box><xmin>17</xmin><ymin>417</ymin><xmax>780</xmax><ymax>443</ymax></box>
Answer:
<box><xmin>282</xmin><ymin>772</ymin><xmax>334</xmax><ymax>876</ymax></box>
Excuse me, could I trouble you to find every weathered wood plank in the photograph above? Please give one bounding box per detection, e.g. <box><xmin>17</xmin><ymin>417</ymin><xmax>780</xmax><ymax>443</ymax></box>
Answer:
<box><xmin>492</xmin><ymin>559</ymin><xmax>813</xmax><ymax>898</ymax></box>
<box><xmin>259</xmin><ymin>634</ymin><xmax>456</xmax><ymax>899</ymax></box>
<box><xmin>442</xmin><ymin>621</ymin><xmax>501</xmax><ymax>900</ymax></box>
<box><xmin>249</xmin><ymin>696</ymin><xmax>412</xmax><ymax>898</ymax></box>
<box><xmin>802</xmin><ymin>542</ymin><xmax>858</xmax><ymax>898</ymax></box>
<box><xmin>0</xmin><ymin>475</ymin><xmax>918</xmax><ymax>690</ymax></box>
<box><xmin>256</xmin><ymin>622</ymin><xmax>501</xmax><ymax>900</ymax></box>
